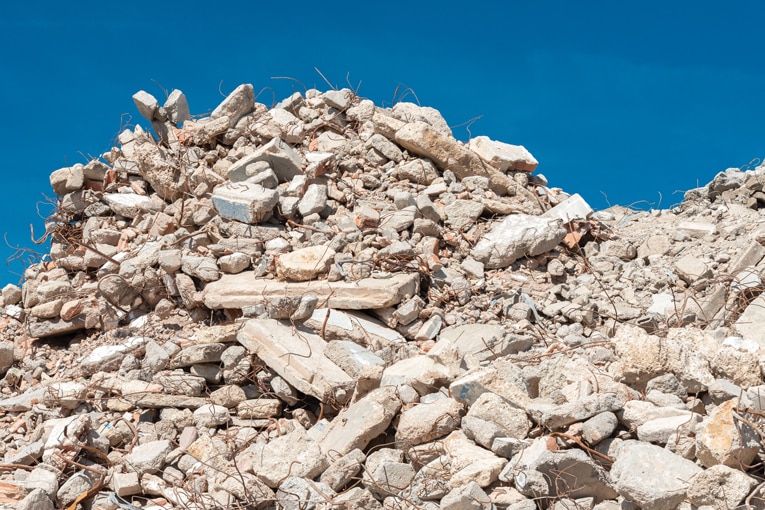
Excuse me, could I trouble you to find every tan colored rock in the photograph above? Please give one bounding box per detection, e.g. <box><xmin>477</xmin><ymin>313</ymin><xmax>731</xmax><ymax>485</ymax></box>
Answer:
<box><xmin>276</xmin><ymin>246</ymin><xmax>336</xmax><ymax>282</ymax></box>
<box><xmin>696</xmin><ymin>398</ymin><xmax>760</xmax><ymax>468</ymax></box>
<box><xmin>203</xmin><ymin>271</ymin><xmax>419</xmax><ymax>310</ymax></box>
<box><xmin>133</xmin><ymin>141</ymin><xmax>181</xmax><ymax>201</ymax></box>
<box><xmin>395</xmin><ymin>397</ymin><xmax>464</xmax><ymax>448</ymax></box>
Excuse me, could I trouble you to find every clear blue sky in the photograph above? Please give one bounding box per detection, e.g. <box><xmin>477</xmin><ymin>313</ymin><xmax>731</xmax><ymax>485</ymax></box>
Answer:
<box><xmin>2</xmin><ymin>1</ymin><xmax>764</xmax><ymax>285</ymax></box>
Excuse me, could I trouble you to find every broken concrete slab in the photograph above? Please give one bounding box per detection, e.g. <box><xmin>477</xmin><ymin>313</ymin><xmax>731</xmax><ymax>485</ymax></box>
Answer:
<box><xmin>237</xmin><ymin>319</ymin><xmax>355</xmax><ymax>405</ymax></box>
<box><xmin>203</xmin><ymin>271</ymin><xmax>419</xmax><ymax>310</ymax></box>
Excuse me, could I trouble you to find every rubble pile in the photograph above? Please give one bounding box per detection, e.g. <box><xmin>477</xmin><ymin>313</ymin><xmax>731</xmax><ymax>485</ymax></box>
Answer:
<box><xmin>0</xmin><ymin>85</ymin><xmax>765</xmax><ymax>509</ymax></box>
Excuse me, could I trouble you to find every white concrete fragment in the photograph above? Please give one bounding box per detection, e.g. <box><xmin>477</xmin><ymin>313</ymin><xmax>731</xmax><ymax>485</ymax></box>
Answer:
<box><xmin>471</xmin><ymin>214</ymin><xmax>566</xmax><ymax>269</ymax></box>
<box><xmin>204</xmin><ymin>271</ymin><xmax>419</xmax><ymax>311</ymax></box>
<box><xmin>468</xmin><ymin>135</ymin><xmax>538</xmax><ymax>172</ymax></box>
<box><xmin>544</xmin><ymin>193</ymin><xmax>593</xmax><ymax>222</ymax></box>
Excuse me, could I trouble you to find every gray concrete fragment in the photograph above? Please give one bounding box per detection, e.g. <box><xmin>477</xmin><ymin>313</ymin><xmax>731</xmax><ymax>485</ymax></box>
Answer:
<box><xmin>276</xmin><ymin>477</ymin><xmax>336</xmax><ymax>510</ymax></box>
<box><xmin>123</xmin><ymin>439</ymin><xmax>173</xmax><ymax>475</ymax></box>
<box><xmin>393</xmin><ymin>121</ymin><xmax>516</xmax><ymax>195</ymax></box>
<box><xmin>193</xmin><ymin>404</ymin><xmax>230</xmax><ymax>428</ymax></box>
<box><xmin>18</xmin><ymin>488</ymin><xmax>54</xmax><ymax>510</ymax></box>
<box><xmin>527</xmin><ymin>393</ymin><xmax>625</xmax><ymax>429</ymax></box>
<box><xmin>544</xmin><ymin>193</ymin><xmax>593</xmax><ymax>222</ymax></box>
<box><xmin>440</xmin><ymin>481</ymin><xmax>493</xmax><ymax>510</ymax></box>
<box><xmin>298</xmin><ymin>183</ymin><xmax>328</xmax><ymax>216</ymax></box>
<box><xmin>610</xmin><ymin>442</ymin><xmax>702</xmax><ymax>510</ymax></box>
<box><xmin>164</xmin><ymin>89</ymin><xmax>191</xmax><ymax>124</ymax></box>
<box><xmin>237</xmin><ymin>399</ymin><xmax>282</xmax><ymax>419</ymax></box>
<box><xmin>381</xmin><ymin>355</ymin><xmax>451</xmax><ymax>396</ymax></box>
<box><xmin>237</xmin><ymin>319</ymin><xmax>355</xmax><ymax>404</ymax></box>
<box><xmin>333</xmin><ymin>487</ymin><xmax>383</xmax><ymax>510</ymax></box>
<box><xmin>132</xmin><ymin>90</ymin><xmax>159</xmax><ymax>121</ymax></box>
<box><xmin>674</xmin><ymin>254</ymin><xmax>712</xmax><ymax>284</ymax></box>
<box><xmin>471</xmin><ymin>214</ymin><xmax>566</xmax><ymax>268</ymax></box>
<box><xmin>219</xmin><ymin>252</ymin><xmax>250</xmax><ymax>273</ymax></box>
<box><xmin>318</xmin><ymin>386</ymin><xmax>401</xmax><ymax>456</ymax></box>
<box><xmin>582</xmin><ymin>412</ymin><xmax>618</xmax><ymax>445</ymax></box>
<box><xmin>444</xmin><ymin>199</ymin><xmax>484</xmax><ymax>230</ymax></box>
<box><xmin>50</xmin><ymin>165</ymin><xmax>84</xmax><ymax>195</ymax></box>
<box><xmin>246</xmin><ymin>428</ymin><xmax>328</xmax><ymax>488</ymax></box>
<box><xmin>57</xmin><ymin>469</ymin><xmax>99</xmax><ymax>507</ymax></box>
<box><xmin>466</xmin><ymin>391</ymin><xmax>530</xmax><ymax>439</ymax></box>
<box><xmin>324</xmin><ymin>340</ymin><xmax>384</xmax><ymax>390</ymax></box>
<box><xmin>172</xmin><ymin>342</ymin><xmax>226</xmax><ymax>367</ymax></box>
<box><xmin>320</xmin><ymin>448</ymin><xmax>365</xmax><ymax>491</ymax></box>
<box><xmin>306</xmin><ymin>308</ymin><xmax>406</xmax><ymax>350</ymax></box>
<box><xmin>181</xmin><ymin>255</ymin><xmax>220</xmax><ymax>282</ymax></box>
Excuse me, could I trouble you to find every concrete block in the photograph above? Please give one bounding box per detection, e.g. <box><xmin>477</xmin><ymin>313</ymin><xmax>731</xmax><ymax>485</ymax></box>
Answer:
<box><xmin>544</xmin><ymin>193</ymin><xmax>593</xmax><ymax>222</ymax></box>
<box><xmin>468</xmin><ymin>135</ymin><xmax>538</xmax><ymax>172</ymax></box>
<box><xmin>211</xmin><ymin>182</ymin><xmax>278</xmax><ymax>224</ymax></box>
<box><xmin>611</xmin><ymin>442</ymin><xmax>702</xmax><ymax>510</ymax></box>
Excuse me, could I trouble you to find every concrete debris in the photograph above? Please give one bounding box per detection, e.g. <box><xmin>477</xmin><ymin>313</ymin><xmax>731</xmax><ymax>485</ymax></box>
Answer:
<box><xmin>4</xmin><ymin>84</ymin><xmax>765</xmax><ymax>508</ymax></box>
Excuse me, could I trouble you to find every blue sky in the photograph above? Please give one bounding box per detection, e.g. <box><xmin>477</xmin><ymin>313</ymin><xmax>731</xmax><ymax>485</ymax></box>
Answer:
<box><xmin>1</xmin><ymin>1</ymin><xmax>765</xmax><ymax>285</ymax></box>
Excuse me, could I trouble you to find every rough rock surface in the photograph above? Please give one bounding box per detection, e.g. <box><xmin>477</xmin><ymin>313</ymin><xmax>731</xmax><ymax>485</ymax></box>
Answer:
<box><xmin>1</xmin><ymin>86</ymin><xmax>765</xmax><ymax>509</ymax></box>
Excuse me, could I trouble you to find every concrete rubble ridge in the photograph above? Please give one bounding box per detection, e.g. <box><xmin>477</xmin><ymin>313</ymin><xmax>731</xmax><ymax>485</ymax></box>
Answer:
<box><xmin>1</xmin><ymin>85</ymin><xmax>765</xmax><ymax>508</ymax></box>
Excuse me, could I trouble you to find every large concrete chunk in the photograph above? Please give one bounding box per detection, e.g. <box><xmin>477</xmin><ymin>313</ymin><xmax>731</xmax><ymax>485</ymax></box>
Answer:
<box><xmin>318</xmin><ymin>386</ymin><xmax>402</xmax><ymax>456</ymax></box>
<box><xmin>395</xmin><ymin>397</ymin><xmax>464</xmax><ymax>448</ymax></box>
<box><xmin>203</xmin><ymin>272</ymin><xmax>419</xmax><ymax>310</ymax></box>
<box><xmin>237</xmin><ymin>319</ymin><xmax>354</xmax><ymax>405</ymax></box>
<box><xmin>211</xmin><ymin>83</ymin><xmax>254</xmax><ymax>128</ymax></box>
<box><xmin>467</xmin><ymin>135</ymin><xmax>538</xmax><ymax>172</ymax></box>
<box><xmin>393</xmin><ymin>121</ymin><xmax>516</xmax><ymax>195</ymax></box>
<box><xmin>471</xmin><ymin>214</ymin><xmax>566</xmax><ymax>269</ymax></box>
<box><xmin>610</xmin><ymin>442</ymin><xmax>702</xmax><ymax>510</ymax></box>
<box><xmin>228</xmin><ymin>137</ymin><xmax>303</xmax><ymax>183</ymax></box>
<box><xmin>211</xmin><ymin>182</ymin><xmax>278</xmax><ymax>224</ymax></box>
<box><xmin>132</xmin><ymin>141</ymin><xmax>181</xmax><ymax>201</ymax></box>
